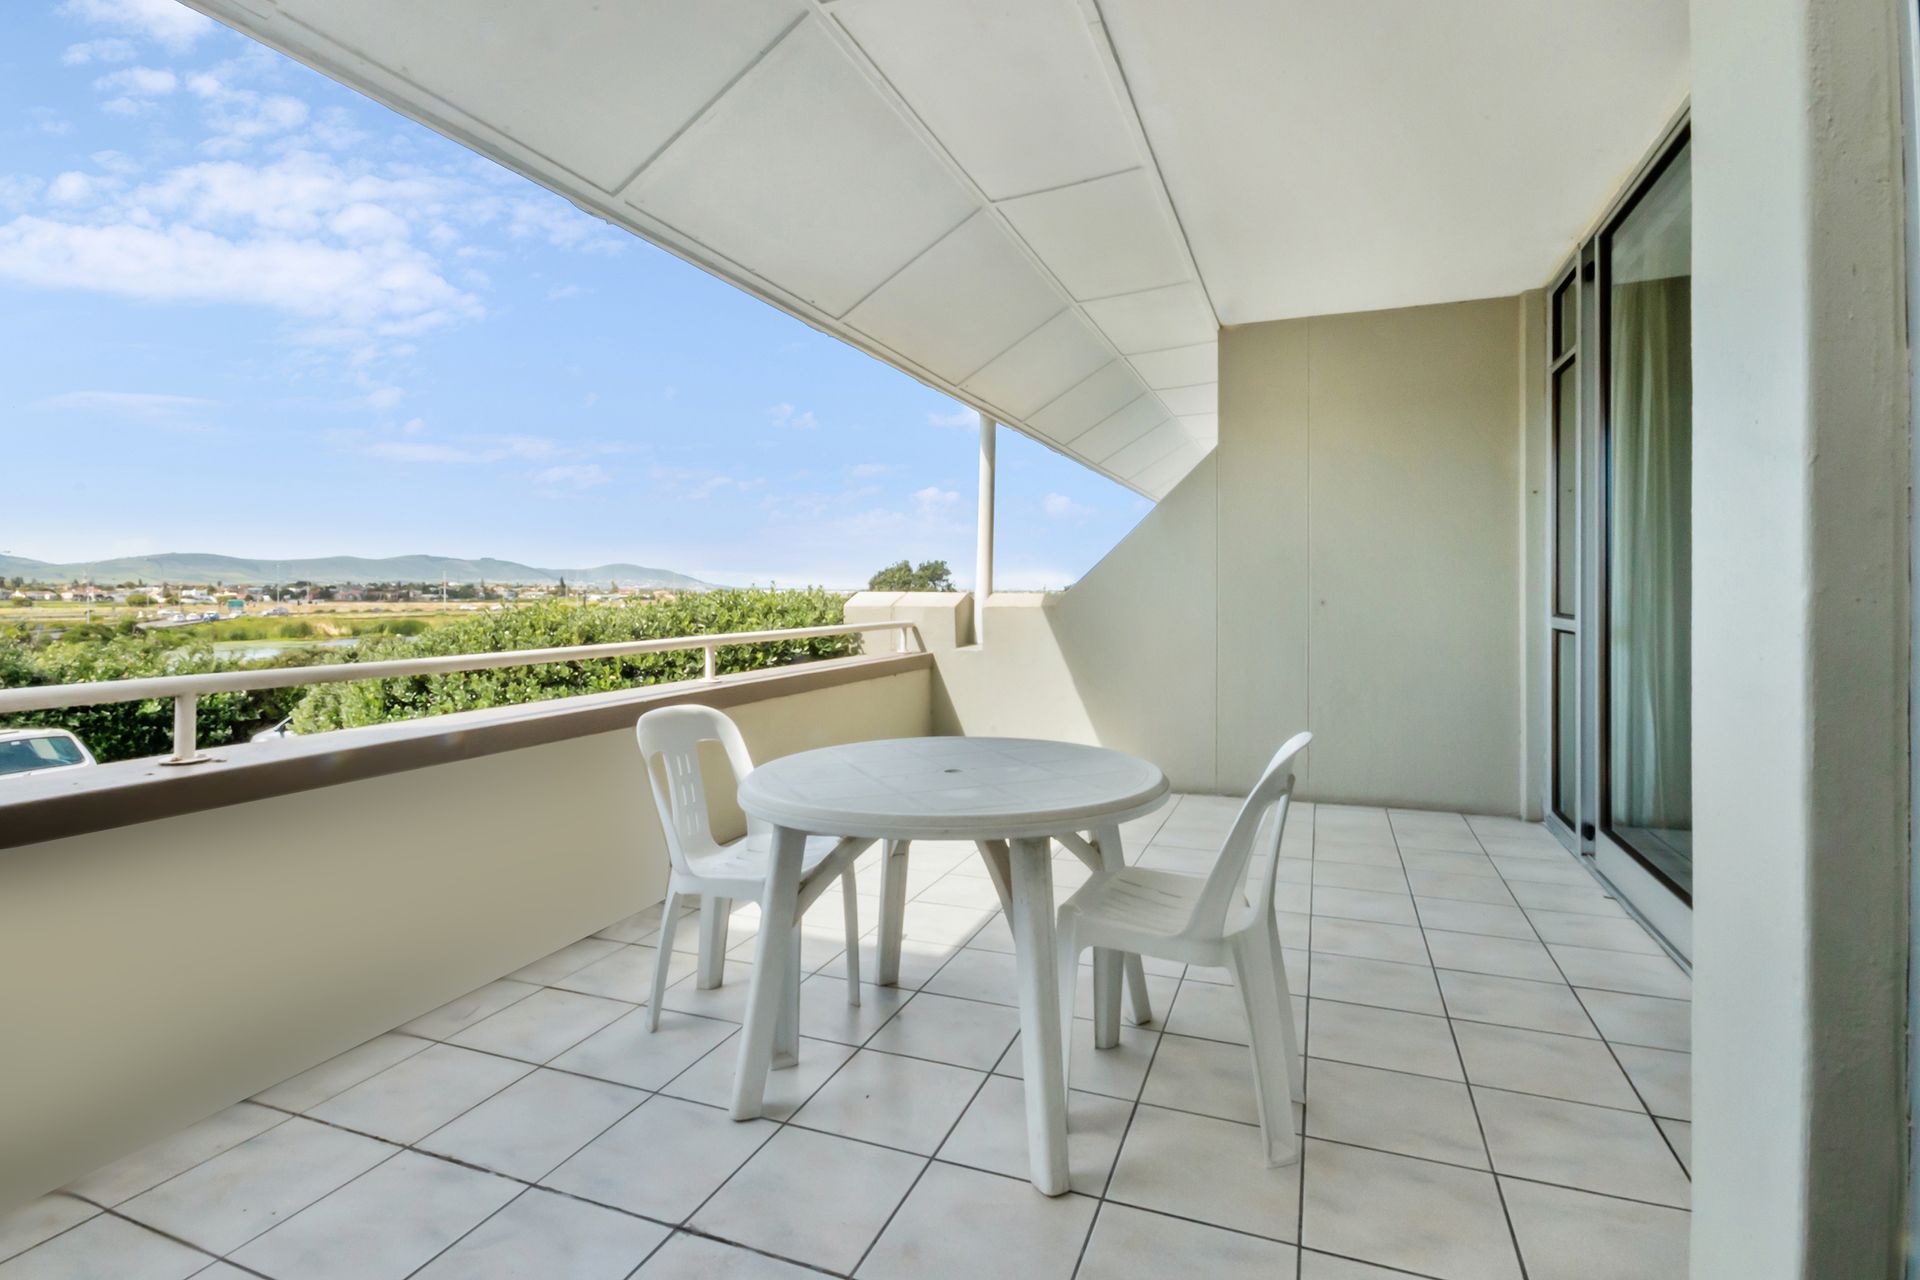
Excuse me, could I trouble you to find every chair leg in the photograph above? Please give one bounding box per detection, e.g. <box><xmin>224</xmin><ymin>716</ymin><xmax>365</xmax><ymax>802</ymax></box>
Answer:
<box><xmin>647</xmin><ymin>888</ymin><xmax>685</xmax><ymax>1032</ymax></box>
<box><xmin>1228</xmin><ymin>929</ymin><xmax>1303</xmax><ymax>1167</ymax></box>
<box><xmin>1091</xmin><ymin>944</ymin><xmax>1121</xmax><ymax>1050</ymax></box>
<box><xmin>841</xmin><ymin>867</ymin><xmax>862</xmax><ymax>1004</ymax></box>
<box><xmin>877</xmin><ymin>839</ymin><xmax>911</xmax><ymax>986</ymax></box>
<box><xmin>1055</xmin><ymin>916</ymin><xmax>1080</xmax><ymax>1086</ymax></box>
<box><xmin>697</xmin><ymin>895</ymin><xmax>730</xmax><ymax>990</ymax></box>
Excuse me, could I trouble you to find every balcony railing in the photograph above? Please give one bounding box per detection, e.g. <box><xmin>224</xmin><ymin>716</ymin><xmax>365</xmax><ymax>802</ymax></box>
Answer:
<box><xmin>0</xmin><ymin>619</ymin><xmax>923</xmax><ymax>766</ymax></box>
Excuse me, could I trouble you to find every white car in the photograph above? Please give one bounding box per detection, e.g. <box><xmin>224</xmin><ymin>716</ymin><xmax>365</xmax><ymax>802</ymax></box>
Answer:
<box><xmin>0</xmin><ymin>728</ymin><xmax>97</xmax><ymax>779</ymax></box>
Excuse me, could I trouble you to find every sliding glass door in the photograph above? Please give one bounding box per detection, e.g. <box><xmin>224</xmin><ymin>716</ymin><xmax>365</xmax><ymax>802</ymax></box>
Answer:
<box><xmin>1546</xmin><ymin>120</ymin><xmax>1693</xmax><ymax>957</ymax></box>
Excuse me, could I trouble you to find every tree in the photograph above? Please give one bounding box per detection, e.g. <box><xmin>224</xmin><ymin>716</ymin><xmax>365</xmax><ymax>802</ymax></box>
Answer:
<box><xmin>867</xmin><ymin>559</ymin><xmax>954</xmax><ymax>591</ymax></box>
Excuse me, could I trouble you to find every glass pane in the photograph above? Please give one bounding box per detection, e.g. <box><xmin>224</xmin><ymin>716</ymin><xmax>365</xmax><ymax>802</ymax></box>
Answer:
<box><xmin>1553</xmin><ymin>630</ymin><xmax>1577</xmax><ymax>827</ymax></box>
<box><xmin>1553</xmin><ymin>279</ymin><xmax>1575</xmax><ymax>357</ymax></box>
<box><xmin>1553</xmin><ymin>360</ymin><xmax>1578</xmax><ymax>617</ymax></box>
<box><xmin>1606</xmin><ymin>139</ymin><xmax>1692</xmax><ymax>896</ymax></box>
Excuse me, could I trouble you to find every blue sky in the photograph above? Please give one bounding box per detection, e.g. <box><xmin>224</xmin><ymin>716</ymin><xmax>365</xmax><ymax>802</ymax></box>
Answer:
<box><xmin>0</xmin><ymin>0</ymin><xmax>1150</xmax><ymax>588</ymax></box>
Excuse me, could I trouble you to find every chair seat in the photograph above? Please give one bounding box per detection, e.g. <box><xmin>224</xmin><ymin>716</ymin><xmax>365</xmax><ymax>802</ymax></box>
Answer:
<box><xmin>683</xmin><ymin>831</ymin><xmax>850</xmax><ymax>889</ymax></box>
<box><xmin>1060</xmin><ymin>866</ymin><xmax>1230</xmax><ymax>963</ymax></box>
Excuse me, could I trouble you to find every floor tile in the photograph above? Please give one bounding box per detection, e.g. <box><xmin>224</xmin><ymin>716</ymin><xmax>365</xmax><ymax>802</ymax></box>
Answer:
<box><xmin>1312</xmin><ymin>886</ymin><xmax>1419</xmax><ymax>926</ymax></box>
<box><xmin>1475</xmin><ymin>1088</ymin><xmax>1691</xmax><ymax>1206</ymax></box>
<box><xmin>1401</xmin><ymin>849</ymin><xmax>1501</xmax><ymax>878</ymax></box>
<box><xmin>1414</xmin><ymin>897</ymin><xmax>1537</xmax><ymax>940</ymax></box>
<box><xmin>1526</xmin><ymin>909</ymin><xmax>1665</xmax><ymax>955</ymax></box>
<box><xmin>556</xmin><ymin>944</ymin><xmax>697</xmax><ymax>1005</ymax></box>
<box><xmin>921</xmin><ymin>947</ymin><xmax>1019</xmax><ymax>1006</ymax></box>
<box><xmin>1300</xmin><ymin>1139</ymin><xmax>1519</xmax><ymax>1280</ymax></box>
<box><xmin>449</xmin><ymin>988</ymin><xmax>632</xmax><ymax>1063</ymax></box>
<box><xmin>1299</xmin><ymin>1252</ymin><xmax>1423</xmax><ymax>1279</ymax></box>
<box><xmin>254</xmin><ymin>1032</ymin><xmax>435</xmax><ymax>1110</ymax></box>
<box><xmin>1658</xmin><ymin>1117</ymin><xmax>1692</xmax><ymax>1172</ymax></box>
<box><xmin>1424</xmin><ymin>930</ymin><xmax>1561</xmax><ymax>982</ymax></box>
<box><xmin>65</xmin><ymin>1103</ymin><xmax>285</xmax><ymax>1206</ymax></box>
<box><xmin>797</xmin><ymin>975</ymin><xmax>918</xmax><ymax>1046</ymax></box>
<box><xmin>510</xmin><ymin>937</ymin><xmax>625</xmax><ymax>985</ymax></box>
<box><xmin>1304</xmin><ymin>1059</ymin><xmax>1487</xmax><ymax>1168</ymax></box>
<box><xmin>855</xmin><ymin>1161</ymin><xmax>1098</xmax><ymax>1280</ymax></box>
<box><xmin>1492</xmin><ymin>856</ymin><xmax>1591</xmax><ymax>885</ymax></box>
<box><xmin>230</xmin><ymin>1150</ymin><xmax>518</xmax><ymax>1280</ymax></box>
<box><xmin>1308</xmin><ymin>918</ymin><xmax>1429</xmax><ymax>966</ymax></box>
<box><xmin>1439</xmin><ymin>970</ymin><xmax>1597</xmax><ymax>1039</ymax></box>
<box><xmin>637</xmin><ymin>1232</ymin><xmax>821</xmax><ymax>1279</ymax></box>
<box><xmin>596</xmin><ymin>901</ymin><xmax>673</xmax><ymax>943</ymax></box>
<box><xmin>1614</xmin><ymin>1044</ymin><xmax>1691</xmax><ymax>1119</ymax></box>
<box><xmin>551</xmin><ymin>1007</ymin><xmax>738</xmax><ymax>1090</ymax></box>
<box><xmin>418</xmin><ymin>1067</ymin><xmax>646</xmax><ymax>1181</ymax></box>
<box><xmin>1407</xmin><ymin>872</ymin><xmax>1517</xmax><ymax>906</ymax></box>
<box><xmin>1107</xmin><ymin>1105</ymin><xmax>1300</xmax><ymax>1240</ymax></box>
<box><xmin>1548</xmin><ymin>945</ymin><xmax>1690</xmax><ymax>998</ymax></box>
<box><xmin>866</xmin><ymin>990</ymin><xmax>1020</xmax><ymax>1069</ymax></box>
<box><xmin>1307</xmin><ymin>953</ymin><xmax>1442</xmax><ymax>1015</ymax></box>
<box><xmin>412</xmin><ymin>1187</ymin><xmax>669</xmax><ymax>1280</ymax></box>
<box><xmin>938</xmin><ymin>1076</ymin><xmax>1130</xmax><ymax>1195</ymax></box>
<box><xmin>400</xmin><ymin>981</ymin><xmax>541</xmax><ymax>1041</ymax></box>
<box><xmin>663</xmin><ymin>1032</ymin><xmax>855</xmax><ymax>1121</ymax></box>
<box><xmin>1163</xmin><ymin>977</ymin><xmax>1257</xmax><ymax>1043</ymax></box>
<box><xmin>1309</xmin><ymin>1000</ymin><xmax>1461</xmax><ymax>1080</ymax></box>
<box><xmin>120</xmin><ymin>1117</ymin><xmax>395</xmax><ymax>1254</ymax></box>
<box><xmin>1501</xmin><ymin>1177</ymin><xmax>1689</xmax><ymax>1280</ymax></box>
<box><xmin>659</xmin><ymin>960</ymin><xmax>757</xmax><ymax>1021</ymax></box>
<box><xmin>1505</xmin><ymin>881</ymin><xmax>1628</xmax><ymax>915</ymax></box>
<box><xmin>543</xmin><ymin>1095</ymin><xmax>777</xmax><ymax>1223</ymax></box>
<box><xmin>0</xmin><ymin>1213</ymin><xmax>209</xmax><ymax>1280</ymax></box>
<box><xmin>1453</xmin><ymin>1022</ymin><xmax>1640</xmax><ymax>1109</ymax></box>
<box><xmin>1311</xmin><ymin>839</ymin><xmax>1404</xmax><ymax>868</ymax></box>
<box><xmin>998</xmin><ymin>1020</ymin><xmax>1161</xmax><ymax>1101</ymax></box>
<box><xmin>1077</xmin><ymin>1202</ymin><xmax>1296</xmax><ymax>1280</ymax></box>
<box><xmin>692</xmin><ymin>1126</ymin><xmax>922</xmax><ymax>1274</ymax></box>
<box><xmin>791</xmin><ymin>1048</ymin><xmax>984</xmax><ymax>1154</ymax></box>
<box><xmin>0</xmin><ymin>1197</ymin><xmax>96</xmax><ymax>1265</ymax></box>
<box><xmin>1142</xmin><ymin>1032</ymin><xmax>1270</xmax><ymax>1125</ymax></box>
<box><xmin>311</xmin><ymin>1043</ymin><xmax>530</xmax><ymax>1144</ymax></box>
<box><xmin>1577</xmin><ymin>988</ymin><xmax>1691</xmax><ymax>1051</ymax></box>
<box><xmin>1311</xmin><ymin>861</ymin><xmax>1409</xmax><ymax>893</ymax></box>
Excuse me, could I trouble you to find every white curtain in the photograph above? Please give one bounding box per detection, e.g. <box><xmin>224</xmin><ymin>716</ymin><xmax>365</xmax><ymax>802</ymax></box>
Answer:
<box><xmin>1608</xmin><ymin>277</ymin><xmax>1692</xmax><ymax>834</ymax></box>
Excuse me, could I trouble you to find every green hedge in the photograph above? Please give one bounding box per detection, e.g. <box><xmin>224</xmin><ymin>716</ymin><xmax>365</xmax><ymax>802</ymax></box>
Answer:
<box><xmin>291</xmin><ymin>589</ymin><xmax>852</xmax><ymax>733</ymax></box>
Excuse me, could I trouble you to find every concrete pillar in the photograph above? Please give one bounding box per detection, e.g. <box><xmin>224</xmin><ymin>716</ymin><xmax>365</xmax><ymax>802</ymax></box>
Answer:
<box><xmin>976</xmin><ymin>411</ymin><xmax>995</xmax><ymax>636</ymax></box>
<box><xmin>1690</xmin><ymin>0</ymin><xmax>1910</xmax><ymax>1274</ymax></box>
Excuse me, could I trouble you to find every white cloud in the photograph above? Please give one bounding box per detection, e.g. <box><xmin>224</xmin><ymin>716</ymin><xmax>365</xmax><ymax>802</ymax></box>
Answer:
<box><xmin>185</xmin><ymin>71</ymin><xmax>309</xmax><ymax>153</ymax></box>
<box><xmin>46</xmin><ymin>172</ymin><xmax>104</xmax><ymax>205</ymax></box>
<box><xmin>767</xmin><ymin>402</ymin><xmax>818</xmax><ymax>430</ymax></box>
<box><xmin>95</xmin><ymin>65</ymin><xmax>177</xmax><ymax>96</ymax></box>
<box><xmin>60</xmin><ymin>0</ymin><xmax>216</xmax><ymax>52</ymax></box>
<box><xmin>505</xmin><ymin>196</ymin><xmax>624</xmax><ymax>254</ymax></box>
<box><xmin>63</xmin><ymin>38</ymin><xmax>137</xmax><ymax>65</ymax></box>
<box><xmin>366</xmin><ymin>440</ymin><xmax>473</xmax><ymax>464</ymax></box>
<box><xmin>31</xmin><ymin>108</ymin><xmax>73</xmax><ymax>136</ymax></box>
<box><xmin>37</xmin><ymin>390</ymin><xmax>216</xmax><ymax>417</ymax></box>
<box><xmin>912</xmin><ymin>486</ymin><xmax>961</xmax><ymax>517</ymax></box>
<box><xmin>926</xmin><ymin>405</ymin><xmax>978</xmax><ymax>428</ymax></box>
<box><xmin>1042</xmin><ymin>492</ymin><xmax>1093</xmax><ymax>520</ymax></box>
<box><xmin>849</xmin><ymin>462</ymin><xmax>891</xmax><ymax>479</ymax></box>
<box><xmin>363</xmin><ymin>387</ymin><xmax>405</xmax><ymax>411</ymax></box>
<box><xmin>533</xmin><ymin>463</ymin><xmax>611</xmax><ymax>491</ymax></box>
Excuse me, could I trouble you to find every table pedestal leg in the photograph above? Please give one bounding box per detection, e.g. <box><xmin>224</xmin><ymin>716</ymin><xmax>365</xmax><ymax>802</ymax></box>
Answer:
<box><xmin>731</xmin><ymin>824</ymin><xmax>804</xmax><ymax>1119</ymax></box>
<box><xmin>877</xmin><ymin>839</ymin><xmax>911</xmax><ymax>986</ymax></box>
<box><xmin>1008</xmin><ymin>835</ymin><xmax>1070</xmax><ymax>1196</ymax></box>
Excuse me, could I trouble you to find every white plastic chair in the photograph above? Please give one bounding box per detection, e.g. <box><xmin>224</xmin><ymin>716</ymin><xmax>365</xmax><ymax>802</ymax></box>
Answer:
<box><xmin>636</xmin><ymin>705</ymin><xmax>866</xmax><ymax>1032</ymax></box>
<box><xmin>1056</xmin><ymin>731</ymin><xmax>1312</xmax><ymax>1165</ymax></box>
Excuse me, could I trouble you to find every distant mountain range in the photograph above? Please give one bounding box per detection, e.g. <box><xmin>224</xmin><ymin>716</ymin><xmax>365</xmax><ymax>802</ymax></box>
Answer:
<box><xmin>0</xmin><ymin>552</ymin><xmax>715</xmax><ymax>590</ymax></box>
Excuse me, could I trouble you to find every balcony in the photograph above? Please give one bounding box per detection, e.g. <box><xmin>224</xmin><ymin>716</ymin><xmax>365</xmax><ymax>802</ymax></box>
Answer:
<box><xmin>3</xmin><ymin>754</ymin><xmax>1688</xmax><ymax>1278</ymax></box>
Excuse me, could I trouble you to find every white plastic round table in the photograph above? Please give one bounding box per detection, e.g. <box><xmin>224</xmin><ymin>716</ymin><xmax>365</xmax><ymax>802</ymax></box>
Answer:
<box><xmin>734</xmin><ymin>736</ymin><xmax>1170</xmax><ymax>1195</ymax></box>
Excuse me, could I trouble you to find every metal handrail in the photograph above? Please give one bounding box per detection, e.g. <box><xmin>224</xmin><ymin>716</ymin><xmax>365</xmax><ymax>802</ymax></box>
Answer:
<box><xmin>0</xmin><ymin>619</ymin><xmax>923</xmax><ymax>765</ymax></box>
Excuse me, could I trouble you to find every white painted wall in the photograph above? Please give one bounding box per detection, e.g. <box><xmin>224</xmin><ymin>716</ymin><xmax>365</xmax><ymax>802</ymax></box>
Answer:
<box><xmin>865</xmin><ymin>296</ymin><xmax>1532</xmax><ymax>814</ymax></box>
<box><xmin>0</xmin><ymin>667</ymin><xmax>931</xmax><ymax>1207</ymax></box>
<box><xmin>1690</xmin><ymin>0</ymin><xmax>1911</xmax><ymax>1273</ymax></box>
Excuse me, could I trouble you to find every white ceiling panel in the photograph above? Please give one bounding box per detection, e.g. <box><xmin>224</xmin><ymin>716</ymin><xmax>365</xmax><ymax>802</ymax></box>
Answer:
<box><xmin>831</xmin><ymin>0</ymin><xmax>1140</xmax><ymax>200</ymax></box>
<box><xmin>1099</xmin><ymin>0</ymin><xmax>1689</xmax><ymax>321</ymax></box>
<box><xmin>1132</xmin><ymin>441</ymin><xmax>1211</xmax><ymax>496</ymax></box>
<box><xmin>284</xmin><ymin>0</ymin><xmax>805</xmax><ymax>191</ymax></box>
<box><xmin>844</xmin><ymin>212</ymin><xmax>1066</xmax><ymax>383</ymax></box>
<box><xmin>1157</xmin><ymin>382</ymin><xmax>1217</xmax><ymax>416</ymax></box>
<box><xmin>624</xmin><ymin>18</ymin><xmax>978</xmax><ymax>318</ymax></box>
<box><xmin>1027</xmin><ymin>360</ymin><xmax>1151</xmax><ymax>442</ymax></box>
<box><xmin>1104</xmin><ymin>418</ymin><xmax>1188</xmax><ymax>476</ymax></box>
<box><xmin>1000</xmin><ymin>168</ymin><xmax>1190</xmax><ymax>302</ymax></box>
<box><xmin>1071</xmin><ymin>393</ymin><xmax>1167</xmax><ymax>459</ymax></box>
<box><xmin>1129</xmin><ymin>341</ymin><xmax>1217</xmax><ymax>390</ymax></box>
<box><xmin>1082</xmin><ymin>282</ymin><xmax>1217</xmax><ymax>354</ymax></box>
<box><xmin>962</xmin><ymin>309</ymin><xmax>1115</xmax><ymax>420</ymax></box>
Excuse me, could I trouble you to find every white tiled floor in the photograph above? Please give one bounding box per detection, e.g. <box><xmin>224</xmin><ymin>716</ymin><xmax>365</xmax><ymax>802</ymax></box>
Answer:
<box><xmin>5</xmin><ymin>797</ymin><xmax>1692</xmax><ymax>1280</ymax></box>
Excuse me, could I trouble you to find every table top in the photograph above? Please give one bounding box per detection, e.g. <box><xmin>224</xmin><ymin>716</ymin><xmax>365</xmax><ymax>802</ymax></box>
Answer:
<box><xmin>737</xmin><ymin>736</ymin><xmax>1170</xmax><ymax>841</ymax></box>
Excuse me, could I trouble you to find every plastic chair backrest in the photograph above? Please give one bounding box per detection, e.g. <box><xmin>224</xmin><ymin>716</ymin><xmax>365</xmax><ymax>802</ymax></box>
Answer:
<box><xmin>636</xmin><ymin>705</ymin><xmax>757</xmax><ymax>874</ymax></box>
<box><xmin>1185</xmin><ymin>731</ymin><xmax>1312</xmax><ymax>940</ymax></box>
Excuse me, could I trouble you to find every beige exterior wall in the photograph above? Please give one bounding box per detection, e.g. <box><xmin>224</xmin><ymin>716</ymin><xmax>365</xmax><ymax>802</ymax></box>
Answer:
<box><xmin>0</xmin><ymin>667</ymin><xmax>931</xmax><ymax>1206</ymax></box>
<box><xmin>886</xmin><ymin>297</ymin><xmax>1531</xmax><ymax>813</ymax></box>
